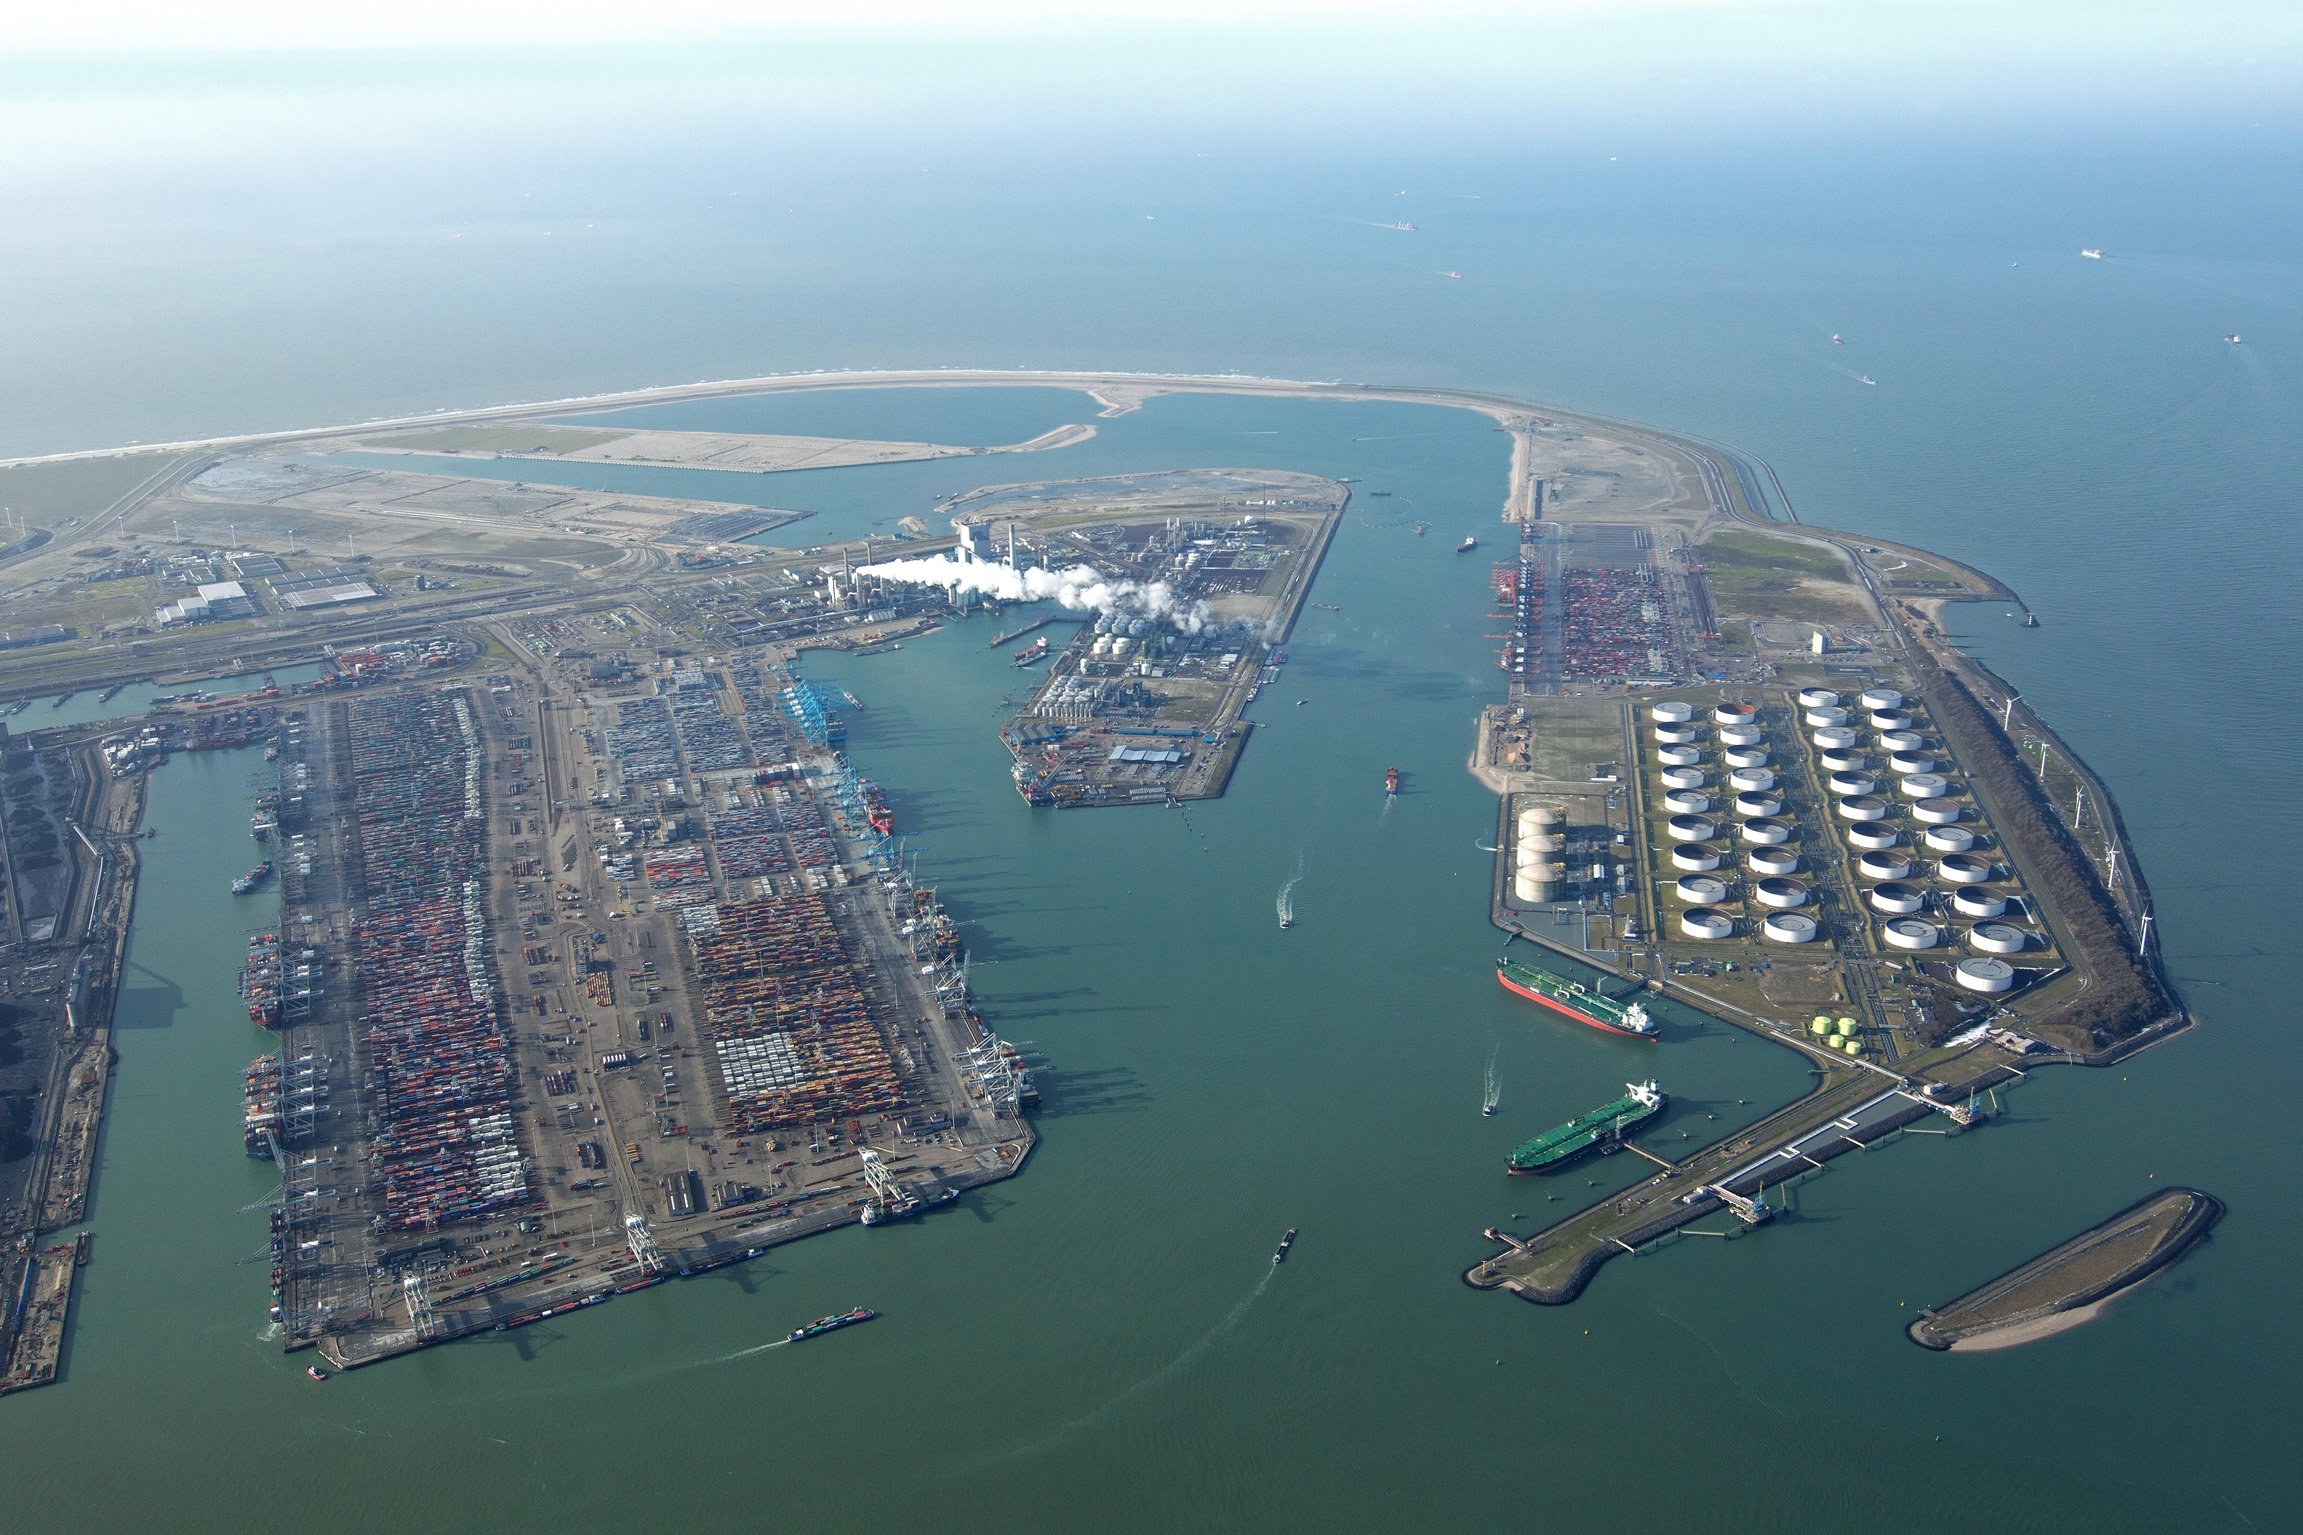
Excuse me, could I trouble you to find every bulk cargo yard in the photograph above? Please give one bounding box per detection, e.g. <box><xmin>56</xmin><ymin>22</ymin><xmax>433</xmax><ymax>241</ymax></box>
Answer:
<box><xmin>1464</xmin><ymin>419</ymin><xmax>2191</xmax><ymax>1306</ymax></box>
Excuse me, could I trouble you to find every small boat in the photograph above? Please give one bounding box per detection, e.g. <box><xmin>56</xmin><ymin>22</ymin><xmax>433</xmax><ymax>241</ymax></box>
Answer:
<box><xmin>2081</xmin><ymin>247</ymin><xmax>2104</xmax><ymax>259</ymax></box>
<box><xmin>1457</xmin><ymin>536</ymin><xmax>1478</xmax><ymax>553</ymax></box>
<box><xmin>306</xmin><ymin>1366</ymin><xmax>328</xmax><ymax>1382</ymax></box>
<box><xmin>1385</xmin><ymin>767</ymin><xmax>1400</xmax><ymax>796</ymax></box>
<box><xmin>2226</xmin><ymin>334</ymin><xmax>2243</xmax><ymax>345</ymax></box>
<box><xmin>1273</xmin><ymin>1228</ymin><xmax>1297</xmax><ymax>1264</ymax></box>
<box><xmin>1830</xmin><ymin>333</ymin><xmax>1844</xmax><ymax>345</ymax></box>
<box><xmin>1278</xmin><ymin>914</ymin><xmax>1293</xmax><ymax>930</ymax></box>
<box><xmin>1445</xmin><ymin>270</ymin><xmax>1464</xmax><ymax>280</ymax></box>
<box><xmin>1858</xmin><ymin>375</ymin><xmax>1876</xmax><ymax>386</ymax></box>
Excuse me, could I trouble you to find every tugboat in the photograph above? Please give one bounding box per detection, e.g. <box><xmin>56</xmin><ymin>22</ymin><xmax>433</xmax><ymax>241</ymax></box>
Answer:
<box><xmin>1273</xmin><ymin>1228</ymin><xmax>1297</xmax><ymax>1264</ymax></box>
<box><xmin>1385</xmin><ymin>766</ymin><xmax>1400</xmax><ymax>796</ymax></box>
<box><xmin>788</xmin><ymin>1306</ymin><xmax>877</xmax><ymax>1343</ymax></box>
<box><xmin>306</xmin><ymin>1366</ymin><xmax>329</xmax><ymax>1382</ymax></box>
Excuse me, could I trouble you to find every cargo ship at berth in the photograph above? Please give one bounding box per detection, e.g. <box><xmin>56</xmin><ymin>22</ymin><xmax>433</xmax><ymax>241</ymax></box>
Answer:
<box><xmin>788</xmin><ymin>1306</ymin><xmax>876</xmax><ymax>1343</ymax></box>
<box><xmin>1507</xmin><ymin>1082</ymin><xmax>1665</xmax><ymax>1173</ymax></box>
<box><xmin>231</xmin><ymin>860</ymin><xmax>274</xmax><ymax>895</ymax></box>
<box><xmin>244</xmin><ymin>1054</ymin><xmax>282</xmax><ymax>1157</ymax></box>
<box><xmin>1496</xmin><ymin>957</ymin><xmax>1657</xmax><ymax>1038</ymax></box>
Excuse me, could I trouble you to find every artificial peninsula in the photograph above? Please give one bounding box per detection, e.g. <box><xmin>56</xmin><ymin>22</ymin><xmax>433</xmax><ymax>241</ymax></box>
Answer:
<box><xmin>0</xmin><ymin>368</ymin><xmax>2192</xmax><ymax>1389</ymax></box>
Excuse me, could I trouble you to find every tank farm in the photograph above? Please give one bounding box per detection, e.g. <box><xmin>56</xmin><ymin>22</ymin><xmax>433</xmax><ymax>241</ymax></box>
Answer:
<box><xmin>244</xmin><ymin>653</ymin><xmax>1032</xmax><ymax>1371</ymax></box>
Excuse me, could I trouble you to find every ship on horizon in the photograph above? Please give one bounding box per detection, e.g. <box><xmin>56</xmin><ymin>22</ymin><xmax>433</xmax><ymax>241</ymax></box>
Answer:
<box><xmin>1496</xmin><ymin>956</ymin><xmax>1657</xmax><ymax>1038</ymax></box>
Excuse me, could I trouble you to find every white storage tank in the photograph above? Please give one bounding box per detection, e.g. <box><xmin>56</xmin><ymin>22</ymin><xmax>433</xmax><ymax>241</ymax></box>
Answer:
<box><xmin>1662</xmin><ymin>789</ymin><xmax>1712</xmax><ymax>815</ymax></box>
<box><xmin>1869</xmin><ymin>881</ymin><xmax>1926</xmax><ymax>915</ymax></box>
<box><xmin>1755</xmin><ymin>876</ymin><xmax>1809</xmax><ymax>909</ymax></box>
<box><xmin>1654</xmin><ymin>722</ymin><xmax>1700</xmax><ymax>745</ymax></box>
<box><xmin>1673</xmin><ymin>874</ymin><xmax>1730</xmax><ymax>905</ymax></box>
<box><xmin>1924</xmin><ymin>824</ymin><xmax>1978</xmax><ymax>852</ymax></box>
<box><xmin>1519</xmin><ymin>831</ymin><xmax>1566</xmax><ymax>856</ymax></box>
<box><xmin>1722</xmin><ymin>746</ymin><xmax>1769</xmax><ymax>770</ymax></box>
<box><xmin>1899</xmin><ymin>772</ymin><xmax>1951</xmax><ymax>800</ymax></box>
<box><xmin>1812</xmin><ymin>726</ymin><xmax>1860</xmax><ymax>750</ymax></box>
<box><xmin>1828</xmin><ymin>771</ymin><xmax>1877</xmax><ymax>797</ymax></box>
<box><xmin>1762</xmin><ymin>911</ymin><xmax>1820</xmax><ymax>944</ymax></box>
<box><xmin>1970</xmin><ymin>922</ymin><xmax>2028</xmax><ymax>955</ymax></box>
<box><xmin>1951</xmin><ymin>888</ymin><xmax>2009</xmax><ymax>919</ymax></box>
<box><xmin>1748</xmin><ymin>845</ymin><xmax>1801</xmax><ymax>876</ymax></box>
<box><xmin>1733</xmin><ymin>791</ymin><xmax>1783</xmax><ymax>818</ymax></box>
<box><xmin>1512</xmin><ymin>871</ymin><xmax>1555</xmax><ymax>904</ymax></box>
<box><xmin>1740</xmin><ymin>817</ymin><xmax>1794</xmax><ymax>846</ymax></box>
<box><xmin>1846</xmin><ymin>823</ymin><xmax>1900</xmax><ymax>851</ymax></box>
<box><xmin>1887</xmin><ymin>752</ymin><xmax>1936</xmax><ymax>776</ymax></box>
<box><xmin>1837</xmin><ymin>795</ymin><xmax>1889</xmax><ymax>823</ymax></box>
<box><xmin>1955</xmin><ymin>956</ymin><xmax>2016</xmax><ymax>993</ymax></box>
<box><xmin>1870</xmin><ymin>708</ymin><xmax>1915</xmax><ymax>729</ymax></box>
<box><xmin>1882</xmin><ymin>918</ymin><xmax>1941</xmax><ymax>951</ymax></box>
<box><xmin>1523</xmin><ymin>804</ymin><xmax>1566</xmax><ymax>828</ymax></box>
<box><xmin>1719</xmin><ymin>723</ymin><xmax>1765</xmax><ymax>747</ymax></box>
<box><xmin>1805</xmin><ymin>705</ymin><xmax>1851</xmax><ymax>728</ymax></box>
<box><xmin>1913</xmin><ymin>798</ymin><xmax>1963</xmax><ymax>826</ymax></box>
<box><xmin>1660</xmin><ymin>766</ymin><xmax>1707</xmax><ymax>790</ymax></box>
<box><xmin>1857</xmin><ymin>849</ymin><xmax>1914</xmax><ymax>881</ymax></box>
<box><xmin>1729</xmin><ymin>766</ymin><xmax>1777</xmax><ymax>793</ymax></box>
<box><xmin>1650</xmin><ymin>700</ymin><xmax>1695</xmax><ymax>724</ymax></box>
<box><xmin>1939</xmin><ymin>852</ymin><xmax>1994</xmax><ymax>885</ymax></box>
<box><xmin>1665</xmin><ymin>814</ymin><xmax>1718</xmax><ymax>844</ymax></box>
<box><xmin>1516</xmin><ymin>842</ymin><xmax>1562</xmax><ymax>872</ymax></box>
<box><xmin>1657</xmin><ymin>744</ymin><xmax>1702</xmax><ymax>767</ymax></box>
<box><xmin>1670</xmin><ymin>843</ymin><xmax>1723</xmax><ymax>872</ymax></box>
<box><xmin>1878</xmin><ymin>729</ymin><xmax>1926</xmax><ymax>753</ymax></box>
<box><xmin>1714</xmin><ymin>701</ymin><xmax>1760</xmax><ymax>727</ymax></box>
<box><xmin>1680</xmin><ymin>906</ymin><xmax>1734</xmax><ymax>940</ymax></box>
<box><xmin>1858</xmin><ymin>687</ymin><xmax>1904</xmax><ymax>712</ymax></box>
<box><xmin>1797</xmin><ymin>688</ymin><xmax>1841</xmax><ymax>710</ymax></box>
<box><xmin>1819</xmin><ymin>749</ymin><xmax>1867</xmax><ymax>772</ymax></box>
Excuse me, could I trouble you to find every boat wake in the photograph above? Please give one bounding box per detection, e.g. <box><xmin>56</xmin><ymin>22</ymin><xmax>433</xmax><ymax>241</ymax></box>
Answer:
<box><xmin>721</xmin><ymin>1335</ymin><xmax>793</xmax><ymax>1362</ymax></box>
<box><xmin>1482</xmin><ymin>1045</ymin><xmax>1502</xmax><ymax>1116</ymax></box>
<box><xmin>1000</xmin><ymin>1262</ymin><xmax>1278</xmax><ymax>1461</ymax></box>
<box><xmin>1276</xmin><ymin>853</ymin><xmax>1304</xmax><ymax>928</ymax></box>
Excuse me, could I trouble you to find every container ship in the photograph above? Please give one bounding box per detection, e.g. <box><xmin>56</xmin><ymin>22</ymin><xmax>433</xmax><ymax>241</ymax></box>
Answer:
<box><xmin>1496</xmin><ymin>957</ymin><xmax>1657</xmax><ymax>1038</ymax></box>
<box><xmin>244</xmin><ymin>1054</ymin><xmax>283</xmax><ymax>1157</ymax></box>
<box><xmin>788</xmin><ymin>1306</ymin><xmax>876</xmax><ymax>1343</ymax></box>
<box><xmin>1506</xmin><ymin>1081</ymin><xmax>1665</xmax><ymax>1174</ymax></box>
<box><xmin>231</xmin><ymin>860</ymin><xmax>274</xmax><ymax>896</ymax></box>
<box><xmin>240</xmin><ymin>933</ymin><xmax>283</xmax><ymax>1026</ymax></box>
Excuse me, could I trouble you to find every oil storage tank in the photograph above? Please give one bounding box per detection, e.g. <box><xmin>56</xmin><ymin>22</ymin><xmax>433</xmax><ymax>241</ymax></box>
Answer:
<box><xmin>1882</xmin><ymin>918</ymin><xmax>1941</xmax><ymax>950</ymax></box>
<box><xmin>1762</xmin><ymin>911</ymin><xmax>1820</xmax><ymax>943</ymax></box>
<box><xmin>1955</xmin><ymin>957</ymin><xmax>2017</xmax><ymax>993</ymax></box>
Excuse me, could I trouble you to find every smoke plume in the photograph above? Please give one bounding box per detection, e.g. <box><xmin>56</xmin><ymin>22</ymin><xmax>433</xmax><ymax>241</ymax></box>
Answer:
<box><xmin>861</xmin><ymin>548</ymin><xmax>1209</xmax><ymax>632</ymax></box>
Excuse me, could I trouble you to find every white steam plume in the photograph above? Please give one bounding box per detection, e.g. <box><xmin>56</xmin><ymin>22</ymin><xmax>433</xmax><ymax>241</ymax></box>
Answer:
<box><xmin>862</xmin><ymin>549</ymin><xmax>1210</xmax><ymax>632</ymax></box>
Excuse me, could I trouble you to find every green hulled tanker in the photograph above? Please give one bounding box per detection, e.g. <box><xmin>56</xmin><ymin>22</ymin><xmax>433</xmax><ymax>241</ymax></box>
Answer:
<box><xmin>1506</xmin><ymin>1082</ymin><xmax>1666</xmax><ymax>1174</ymax></box>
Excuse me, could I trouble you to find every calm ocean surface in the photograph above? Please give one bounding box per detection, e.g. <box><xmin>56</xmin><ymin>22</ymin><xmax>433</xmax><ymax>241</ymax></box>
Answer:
<box><xmin>2</xmin><ymin>118</ymin><xmax>2298</xmax><ymax>1531</ymax></box>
